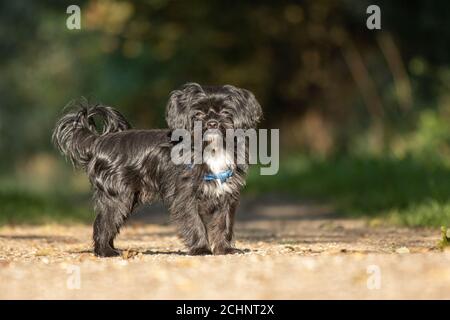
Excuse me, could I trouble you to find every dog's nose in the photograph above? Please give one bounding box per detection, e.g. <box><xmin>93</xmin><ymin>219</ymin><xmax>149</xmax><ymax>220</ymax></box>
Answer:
<box><xmin>206</xmin><ymin>120</ymin><xmax>219</xmax><ymax>129</ymax></box>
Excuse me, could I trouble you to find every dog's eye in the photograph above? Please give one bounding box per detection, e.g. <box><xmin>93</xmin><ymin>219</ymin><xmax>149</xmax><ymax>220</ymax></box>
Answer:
<box><xmin>193</xmin><ymin>111</ymin><xmax>205</xmax><ymax>118</ymax></box>
<box><xmin>220</xmin><ymin>110</ymin><xmax>232</xmax><ymax>117</ymax></box>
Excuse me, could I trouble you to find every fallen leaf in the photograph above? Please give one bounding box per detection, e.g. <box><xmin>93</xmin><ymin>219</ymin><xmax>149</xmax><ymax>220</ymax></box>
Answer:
<box><xmin>395</xmin><ymin>247</ymin><xmax>410</xmax><ymax>254</ymax></box>
<box><xmin>122</xmin><ymin>250</ymin><xmax>138</xmax><ymax>260</ymax></box>
<box><xmin>35</xmin><ymin>248</ymin><xmax>54</xmax><ymax>256</ymax></box>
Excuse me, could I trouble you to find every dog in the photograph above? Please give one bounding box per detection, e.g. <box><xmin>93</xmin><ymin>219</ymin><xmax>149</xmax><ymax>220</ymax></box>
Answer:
<box><xmin>52</xmin><ymin>83</ymin><xmax>262</xmax><ymax>257</ymax></box>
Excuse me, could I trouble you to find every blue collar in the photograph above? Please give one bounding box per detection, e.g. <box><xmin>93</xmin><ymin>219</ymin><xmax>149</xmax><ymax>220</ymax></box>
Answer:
<box><xmin>203</xmin><ymin>169</ymin><xmax>233</xmax><ymax>183</ymax></box>
<box><xmin>186</xmin><ymin>165</ymin><xmax>233</xmax><ymax>183</ymax></box>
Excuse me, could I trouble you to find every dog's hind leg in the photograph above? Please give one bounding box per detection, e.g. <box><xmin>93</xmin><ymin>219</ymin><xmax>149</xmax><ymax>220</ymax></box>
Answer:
<box><xmin>92</xmin><ymin>190</ymin><xmax>136</xmax><ymax>257</ymax></box>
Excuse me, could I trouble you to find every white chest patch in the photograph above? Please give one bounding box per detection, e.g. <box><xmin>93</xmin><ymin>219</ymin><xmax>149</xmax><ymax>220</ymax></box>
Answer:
<box><xmin>204</xmin><ymin>151</ymin><xmax>232</xmax><ymax>175</ymax></box>
<box><xmin>202</xmin><ymin>133</ymin><xmax>234</xmax><ymax>197</ymax></box>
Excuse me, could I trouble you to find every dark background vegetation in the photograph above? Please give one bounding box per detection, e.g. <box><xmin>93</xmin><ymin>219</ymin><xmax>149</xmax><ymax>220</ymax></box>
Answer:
<box><xmin>0</xmin><ymin>0</ymin><xmax>449</xmax><ymax>226</ymax></box>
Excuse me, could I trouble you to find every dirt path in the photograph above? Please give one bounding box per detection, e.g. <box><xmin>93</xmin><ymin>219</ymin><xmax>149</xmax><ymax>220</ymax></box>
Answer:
<box><xmin>0</xmin><ymin>196</ymin><xmax>449</xmax><ymax>299</ymax></box>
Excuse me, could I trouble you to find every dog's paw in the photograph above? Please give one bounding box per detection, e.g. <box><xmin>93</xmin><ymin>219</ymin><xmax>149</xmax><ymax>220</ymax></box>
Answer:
<box><xmin>189</xmin><ymin>246</ymin><xmax>212</xmax><ymax>256</ymax></box>
<box><xmin>213</xmin><ymin>247</ymin><xmax>244</xmax><ymax>255</ymax></box>
<box><xmin>95</xmin><ymin>246</ymin><xmax>120</xmax><ymax>257</ymax></box>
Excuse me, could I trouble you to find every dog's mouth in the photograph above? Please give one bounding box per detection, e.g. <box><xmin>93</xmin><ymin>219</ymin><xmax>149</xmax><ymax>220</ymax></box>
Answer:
<box><xmin>203</xmin><ymin>129</ymin><xmax>222</xmax><ymax>143</ymax></box>
<box><xmin>203</xmin><ymin>130</ymin><xmax>224</xmax><ymax>156</ymax></box>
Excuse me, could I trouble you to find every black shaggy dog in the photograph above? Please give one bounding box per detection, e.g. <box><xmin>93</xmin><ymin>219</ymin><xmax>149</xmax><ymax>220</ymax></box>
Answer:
<box><xmin>52</xmin><ymin>83</ymin><xmax>262</xmax><ymax>257</ymax></box>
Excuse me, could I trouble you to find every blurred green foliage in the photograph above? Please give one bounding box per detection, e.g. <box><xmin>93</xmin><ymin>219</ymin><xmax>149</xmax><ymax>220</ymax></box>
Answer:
<box><xmin>248</xmin><ymin>154</ymin><xmax>450</xmax><ymax>227</ymax></box>
<box><xmin>0</xmin><ymin>188</ymin><xmax>91</xmax><ymax>225</ymax></box>
<box><xmin>248</xmin><ymin>108</ymin><xmax>450</xmax><ymax>227</ymax></box>
<box><xmin>0</xmin><ymin>0</ymin><xmax>450</xmax><ymax>226</ymax></box>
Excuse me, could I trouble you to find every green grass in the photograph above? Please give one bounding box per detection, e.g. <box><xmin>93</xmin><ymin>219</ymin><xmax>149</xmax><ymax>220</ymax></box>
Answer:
<box><xmin>246</xmin><ymin>154</ymin><xmax>450</xmax><ymax>227</ymax></box>
<box><xmin>1</xmin><ymin>154</ymin><xmax>450</xmax><ymax>227</ymax></box>
<box><xmin>0</xmin><ymin>188</ymin><xmax>92</xmax><ymax>225</ymax></box>
<box><xmin>438</xmin><ymin>226</ymin><xmax>450</xmax><ymax>248</ymax></box>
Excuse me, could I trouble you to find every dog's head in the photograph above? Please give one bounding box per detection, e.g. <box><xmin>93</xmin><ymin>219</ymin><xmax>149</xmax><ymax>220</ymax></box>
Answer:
<box><xmin>165</xmin><ymin>83</ymin><xmax>262</xmax><ymax>134</ymax></box>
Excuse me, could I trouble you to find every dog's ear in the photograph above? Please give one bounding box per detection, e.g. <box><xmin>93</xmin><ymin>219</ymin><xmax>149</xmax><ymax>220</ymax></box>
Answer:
<box><xmin>224</xmin><ymin>85</ymin><xmax>263</xmax><ymax>129</ymax></box>
<box><xmin>165</xmin><ymin>83</ymin><xmax>206</xmax><ymax>130</ymax></box>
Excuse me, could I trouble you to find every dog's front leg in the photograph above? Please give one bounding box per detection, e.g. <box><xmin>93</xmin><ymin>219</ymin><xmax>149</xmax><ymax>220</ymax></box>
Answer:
<box><xmin>170</xmin><ymin>199</ymin><xmax>211</xmax><ymax>255</ymax></box>
<box><xmin>207</xmin><ymin>201</ymin><xmax>243</xmax><ymax>255</ymax></box>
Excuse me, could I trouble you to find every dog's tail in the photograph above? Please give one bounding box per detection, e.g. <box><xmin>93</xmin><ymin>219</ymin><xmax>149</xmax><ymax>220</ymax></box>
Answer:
<box><xmin>52</xmin><ymin>99</ymin><xmax>131</xmax><ymax>169</ymax></box>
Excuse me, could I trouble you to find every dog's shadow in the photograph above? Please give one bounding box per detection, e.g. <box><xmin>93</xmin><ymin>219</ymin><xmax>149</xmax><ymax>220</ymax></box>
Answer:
<box><xmin>69</xmin><ymin>249</ymin><xmax>187</xmax><ymax>256</ymax></box>
<box><xmin>141</xmin><ymin>249</ymin><xmax>187</xmax><ymax>256</ymax></box>
<box><xmin>70</xmin><ymin>248</ymin><xmax>251</xmax><ymax>257</ymax></box>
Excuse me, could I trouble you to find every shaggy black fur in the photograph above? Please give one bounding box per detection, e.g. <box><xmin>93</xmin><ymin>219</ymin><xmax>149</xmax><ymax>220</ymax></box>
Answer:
<box><xmin>52</xmin><ymin>83</ymin><xmax>262</xmax><ymax>257</ymax></box>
